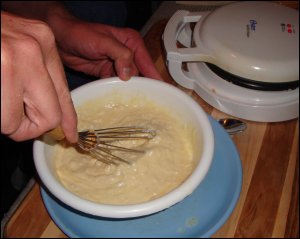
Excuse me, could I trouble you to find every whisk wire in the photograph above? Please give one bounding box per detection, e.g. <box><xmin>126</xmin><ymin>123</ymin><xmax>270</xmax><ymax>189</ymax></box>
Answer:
<box><xmin>89</xmin><ymin>146</ymin><xmax>130</xmax><ymax>165</ymax></box>
<box><xmin>94</xmin><ymin>127</ymin><xmax>156</xmax><ymax>141</ymax></box>
<box><xmin>77</xmin><ymin>127</ymin><xmax>155</xmax><ymax>164</ymax></box>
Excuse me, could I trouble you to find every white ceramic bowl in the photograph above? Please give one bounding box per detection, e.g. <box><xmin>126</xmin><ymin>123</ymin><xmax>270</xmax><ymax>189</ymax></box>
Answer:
<box><xmin>33</xmin><ymin>77</ymin><xmax>214</xmax><ymax>218</ymax></box>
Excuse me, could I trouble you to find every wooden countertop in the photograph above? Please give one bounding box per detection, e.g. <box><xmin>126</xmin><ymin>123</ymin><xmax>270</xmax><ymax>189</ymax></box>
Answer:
<box><xmin>3</xmin><ymin>19</ymin><xmax>299</xmax><ymax>238</ymax></box>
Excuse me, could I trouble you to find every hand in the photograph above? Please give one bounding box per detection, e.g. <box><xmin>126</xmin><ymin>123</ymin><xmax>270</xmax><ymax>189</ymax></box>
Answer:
<box><xmin>1</xmin><ymin>12</ymin><xmax>78</xmax><ymax>143</ymax></box>
<box><xmin>50</xmin><ymin>17</ymin><xmax>163</xmax><ymax>81</ymax></box>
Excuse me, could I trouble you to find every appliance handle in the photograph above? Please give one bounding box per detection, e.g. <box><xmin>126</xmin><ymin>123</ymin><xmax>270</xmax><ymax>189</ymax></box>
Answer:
<box><xmin>163</xmin><ymin>10</ymin><xmax>213</xmax><ymax>62</ymax></box>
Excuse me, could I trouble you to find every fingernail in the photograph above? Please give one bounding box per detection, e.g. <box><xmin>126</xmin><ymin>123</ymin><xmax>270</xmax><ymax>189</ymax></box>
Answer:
<box><xmin>122</xmin><ymin>67</ymin><xmax>131</xmax><ymax>81</ymax></box>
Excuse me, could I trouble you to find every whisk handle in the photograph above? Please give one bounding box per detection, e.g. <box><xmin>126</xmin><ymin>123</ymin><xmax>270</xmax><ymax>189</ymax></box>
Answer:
<box><xmin>46</xmin><ymin>127</ymin><xmax>65</xmax><ymax>141</ymax></box>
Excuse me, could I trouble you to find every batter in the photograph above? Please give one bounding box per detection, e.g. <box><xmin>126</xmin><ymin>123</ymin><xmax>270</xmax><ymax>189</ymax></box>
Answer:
<box><xmin>53</xmin><ymin>92</ymin><xmax>198</xmax><ymax>205</ymax></box>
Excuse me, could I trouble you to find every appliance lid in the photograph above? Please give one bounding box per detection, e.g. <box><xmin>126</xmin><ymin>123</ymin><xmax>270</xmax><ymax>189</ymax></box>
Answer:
<box><xmin>163</xmin><ymin>4</ymin><xmax>299</xmax><ymax>122</ymax></box>
<box><xmin>191</xmin><ymin>1</ymin><xmax>299</xmax><ymax>84</ymax></box>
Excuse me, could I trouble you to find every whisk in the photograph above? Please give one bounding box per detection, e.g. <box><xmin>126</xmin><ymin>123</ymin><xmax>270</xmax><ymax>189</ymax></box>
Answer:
<box><xmin>47</xmin><ymin>126</ymin><xmax>156</xmax><ymax>164</ymax></box>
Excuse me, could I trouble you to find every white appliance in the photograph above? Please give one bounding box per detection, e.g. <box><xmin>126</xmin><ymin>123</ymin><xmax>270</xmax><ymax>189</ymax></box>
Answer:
<box><xmin>163</xmin><ymin>1</ymin><xmax>299</xmax><ymax>122</ymax></box>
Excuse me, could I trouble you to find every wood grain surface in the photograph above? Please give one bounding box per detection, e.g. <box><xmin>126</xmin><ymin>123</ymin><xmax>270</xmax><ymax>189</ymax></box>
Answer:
<box><xmin>3</xmin><ymin>17</ymin><xmax>299</xmax><ymax>239</ymax></box>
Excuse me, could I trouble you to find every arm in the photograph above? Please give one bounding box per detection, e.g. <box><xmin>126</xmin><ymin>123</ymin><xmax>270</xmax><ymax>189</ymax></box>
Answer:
<box><xmin>2</xmin><ymin>1</ymin><xmax>163</xmax><ymax>81</ymax></box>
<box><xmin>1</xmin><ymin>1</ymin><xmax>68</xmax><ymax>22</ymax></box>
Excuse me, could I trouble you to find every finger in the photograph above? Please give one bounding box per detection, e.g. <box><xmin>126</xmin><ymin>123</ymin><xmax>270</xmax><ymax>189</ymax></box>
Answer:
<box><xmin>135</xmin><ymin>53</ymin><xmax>163</xmax><ymax>80</ymax></box>
<box><xmin>115</xmin><ymin>60</ymin><xmax>138</xmax><ymax>81</ymax></box>
<box><xmin>110</xmin><ymin>28</ymin><xmax>163</xmax><ymax>81</ymax></box>
<box><xmin>20</xmin><ymin>18</ymin><xmax>78</xmax><ymax>143</ymax></box>
<box><xmin>93</xmin><ymin>34</ymin><xmax>136</xmax><ymax>81</ymax></box>
<box><xmin>44</xmin><ymin>45</ymin><xmax>78</xmax><ymax>143</ymax></box>
<box><xmin>1</xmin><ymin>44</ymin><xmax>24</xmax><ymax>136</ymax></box>
<box><xmin>131</xmin><ymin>41</ymin><xmax>163</xmax><ymax>81</ymax></box>
<box><xmin>7</xmin><ymin>41</ymin><xmax>63</xmax><ymax>141</ymax></box>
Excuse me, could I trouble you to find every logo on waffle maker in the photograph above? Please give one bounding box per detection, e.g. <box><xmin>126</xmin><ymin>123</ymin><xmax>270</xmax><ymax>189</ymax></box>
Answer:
<box><xmin>246</xmin><ymin>20</ymin><xmax>257</xmax><ymax>38</ymax></box>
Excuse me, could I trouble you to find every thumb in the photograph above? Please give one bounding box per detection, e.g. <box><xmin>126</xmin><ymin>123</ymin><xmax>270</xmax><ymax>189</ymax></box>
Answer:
<box><xmin>115</xmin><ymin>59</ymin><xmax>138</xmax><ymax>81</ymax></box>
<box><xmin>99</xmin><ymin>35</ymin><xmax>138</xmax><ymax>81</ymax></box>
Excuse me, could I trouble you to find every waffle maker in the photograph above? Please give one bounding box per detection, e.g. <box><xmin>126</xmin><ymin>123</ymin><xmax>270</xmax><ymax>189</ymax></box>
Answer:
<box><xmin>163</xmin><ymin>1</ymin><xmax>299</xmax><ymax>122</ymax></box>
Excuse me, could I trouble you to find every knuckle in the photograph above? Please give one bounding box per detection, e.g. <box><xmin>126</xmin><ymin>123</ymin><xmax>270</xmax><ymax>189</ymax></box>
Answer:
<box><xmin>3</xmin><ymin>33</ymin><xmax>42</xmax><ymax>58</ymax></box>
<box><xmin>122</xmin><ymin>49</ymin><xmax>134</xmax><ymax>61</ymax></box>
<box><xmin>124</xmin><ymin>28</ymin><xmax>144</xmax><ymax>45</ymax></box>
<box><xmin>1</xmin><ymin>112</ymin><xmax>22</xmax><ymax>136</ymax></box>
<box><xmin>1</xmin><ymin>122</ymin><xmax>18</xmax><ymax>135</ymax></box>
<box><xmin>124</xmin><ymin>28</ymin><xmax>141</xmax><ymax>39</ymax></box>
<box><xmin>31</xmin><ymin>21</ymin><xmax>55</xmax><ymax>44</ymax></box>
<box><xmin>20</xmin><ymin>36</ymin><xmax>41</xmax><ymax>52</ymax></box>
<box><xmin>1</xmin><ymin>105</ymin><xmax>22</xmax><ymax>136</ymax></box>
<box><xmin>1</xmin><ymin>42</ymin><xmax>13</xmax><ymax>65</ymax></box>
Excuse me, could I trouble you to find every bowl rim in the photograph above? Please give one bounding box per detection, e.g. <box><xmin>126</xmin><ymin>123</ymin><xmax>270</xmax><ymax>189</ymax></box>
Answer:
<box><xmin>33</xmin><ymin>76</ymin><xmax>214</xmax><ymax>218</ymax></box>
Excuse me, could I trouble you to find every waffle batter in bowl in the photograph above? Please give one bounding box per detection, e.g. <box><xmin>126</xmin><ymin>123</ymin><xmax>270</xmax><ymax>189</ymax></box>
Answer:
<box><xmin>54</xmin><ymin>94</ymin><xmax>197</xmax><ymax>205</ymax></box>
<box><xmin>33</xmin><ymin>77</ymin><xmax>214</xmax><ymax>218</ymax></box>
